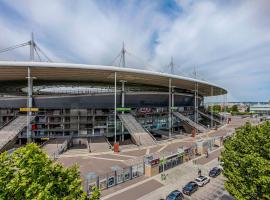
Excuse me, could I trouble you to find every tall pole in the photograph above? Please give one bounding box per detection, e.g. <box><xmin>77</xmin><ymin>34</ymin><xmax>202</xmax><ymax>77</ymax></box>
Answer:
<box><xmin>197</xmin><ymin>82</ymin><xmax>199</xmax><ymax>128</ymax></box>
<box><xmin>225</xmin><ymin>92</ymin><xmax>227</xmax><ymax>124</ymax></box>
<box><xmin>30</xmin><ymin>32</ymin><xmax>34</xmax><ymax>61</ymax></box>
<box><xmin>114</xmin><ymin>72</ymin><xmax>117</xmax><ymax>144</ymax></box>
<box><xmin>211</xmin><ymin>86</ymin><xmax>214</xmax><ymax>128</ymax></box>
<box><xmin>121</xmin><ymin>42</ymin><xmax>126</xmax><ymax>68</ymax></box>
<box><xmin>193</xmin><ymin>68</ymin><xmax>198</xmax><ymax>134</ymax></box>
<box><xmin>169</xmin><ymin>78</ymin><xmax>172</xmax><ymax>139</ymax></box>
<box><xmin>27</xmin><ymin>32</ymin><xmax>34</xmax><ymax>143</ymax></box>
<box><xmin>120</xmin><ymin>80</ymin><xmax>126</xmax><ymax>142</ymax></box>
<box><xmin>172</xmin><ymin>86</ymin><xmax>175</xmax><ymax>136</ymax></box>
<box><xmin>194</xmin><ymin>82</ymin><xmax>198</xmax><ymax>134</ymax></box>
<box><xmin>170</xmin><ymin>57</ymin><xmax>174</xmax><ymax>74</ymax></box>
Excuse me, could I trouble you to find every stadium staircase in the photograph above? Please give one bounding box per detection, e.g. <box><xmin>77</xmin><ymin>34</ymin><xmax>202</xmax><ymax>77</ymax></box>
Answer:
<box><xmin>89</xmin><ymin>136</ymin><xmax>111</xmax><ymax>153</ymax></box>
<box><xmin>0</xmin><ymin>115</ymin><xmax>34</xmax><ymax>152</ymax></box>
<box><xmin>42</xmin><ymin>138</ymin><xmax>70</xmax><ymax>159</ymax></box>
<box><xmin>173</xmin><ymin>112</ymin><xmax>207</xmax><ymax>133</ymax></box>
<box><xmin>198</xmin><ymin>110</ymin><xmax>221</xmax><ymax>124</ymax></box>
<box><xmin>118</xmin><ymin>114</ymin><xmax>156</xmax><ymax>146</ymax></box>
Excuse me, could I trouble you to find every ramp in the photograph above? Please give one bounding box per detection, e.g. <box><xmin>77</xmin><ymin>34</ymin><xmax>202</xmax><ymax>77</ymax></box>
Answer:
<box><xmin>198</xmin><ymin>110</ymin><xmax>221</xmax><ymax>124</ymax></box>
<box><xmin>42</xmin><ymin>138</ymin><xmax>69</xmax><ymax>159</ymax></box>
<box><xmin>0</xmin><ymin>115</ymin><xmax>33</xmax><ymax>152</ymax></box>
<box><xmin>173</xmin><ymin>112</ymin><xmax>207</xmax><ymax>133</ymax></box>
<box><xmin>118</xmin><ymin>114</ymin><xmax>156</xmax><ymax>146</ymax></box>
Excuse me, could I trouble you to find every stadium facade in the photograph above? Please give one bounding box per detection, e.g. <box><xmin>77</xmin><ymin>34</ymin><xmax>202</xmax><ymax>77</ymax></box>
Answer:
<box><xmin>0</xmin><ymin>61</ymin><xmax>227</xmax><ymax>150</ymax></box>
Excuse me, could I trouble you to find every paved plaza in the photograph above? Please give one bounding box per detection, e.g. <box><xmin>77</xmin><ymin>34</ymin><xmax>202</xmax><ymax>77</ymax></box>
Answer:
<box><xmin>55</xmin><ymin>116</ymin><xmax>259</xmax><ymax>199</ymax></box>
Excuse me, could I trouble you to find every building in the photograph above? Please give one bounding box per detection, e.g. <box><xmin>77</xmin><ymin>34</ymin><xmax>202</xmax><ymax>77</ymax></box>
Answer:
<box><xmin>0</xmin><ymin>61</ymin><xmax>227</xmax><ymax>151</ymax></box>
<box><xmin>250</xmin><ymin>104</ymin><xmax>270</xmax><ymax>115</ymax></box>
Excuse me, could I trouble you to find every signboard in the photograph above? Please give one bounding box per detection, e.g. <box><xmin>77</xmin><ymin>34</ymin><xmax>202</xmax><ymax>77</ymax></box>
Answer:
<box><xmin>20</xmin><ymin>107</ymin><xmax>39</xmax><ymax>112</ymax></box>
<box><xmin>116</xmin><ymin>107</ymin><xmax>131</xmax><ymax>112</ymax></box>
<box><xmin>150</xmin><ymin>158</ymin><xmax>160</xmax><ymax>166</ymax></box>
<box><xmin>171</xmin><ymin>106</ymin><xmax>178</xmax><ymax>110</ymax></box>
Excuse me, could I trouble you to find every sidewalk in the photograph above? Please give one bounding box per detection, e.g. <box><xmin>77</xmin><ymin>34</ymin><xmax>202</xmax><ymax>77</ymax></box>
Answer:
<box><xmin>139</xmin><ymin>159</ymin><xmax>219</xmax><ymax>200</ymax></box>
<box><xmin>101</xmin><ymin>147</ymin><xmax>224</xmax><ymax>200</ymax></box>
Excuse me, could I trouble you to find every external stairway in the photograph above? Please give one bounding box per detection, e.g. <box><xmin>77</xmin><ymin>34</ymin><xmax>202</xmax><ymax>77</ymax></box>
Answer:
<box><xmin>173</xmin><ymin>112</ymin><xmax>207</xmax><ymax>133</ymax></box>
<box><xmin>198</xmin><ymin>110</ymin><xmax>221</xmax><ymax>124</ymax></box>
<box><xmin>89</xmin><ymin>136</ymin><xmax>111</xmax><ymax>153</ymax></box>
<box><xmin>118</xmin><ymin>114</ymin><xmax>156</xmax><ymax>146</ymax></box>
<box><xmin>0</xmin><ymin>115</ymin><xmax>34</xmax><ymax>152</ymax></box>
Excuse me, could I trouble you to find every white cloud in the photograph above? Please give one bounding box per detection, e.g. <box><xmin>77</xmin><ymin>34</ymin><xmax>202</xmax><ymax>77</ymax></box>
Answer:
<box><xmin>0</xmin><ymin>0</ymin><xmax>269</xmax><ymax>101</ymax></box>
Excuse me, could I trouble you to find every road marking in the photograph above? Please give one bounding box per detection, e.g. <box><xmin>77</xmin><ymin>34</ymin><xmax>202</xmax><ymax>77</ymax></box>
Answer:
<box><xmin>146</xmin><ymin>148</ymin><xmax>150</xmax><ymax>155</ymax></box>
<box><xmin>157</xmin><ymin>144</ymin><xmax>168</xmax><ymax>152</ymax></box>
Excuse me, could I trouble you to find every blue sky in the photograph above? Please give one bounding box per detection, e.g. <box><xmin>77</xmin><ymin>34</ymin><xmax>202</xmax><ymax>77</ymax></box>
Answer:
<box><xmin>0</xmin><ymin>0</ymin><xmax>269</xmax><ymax>102</ymax></box>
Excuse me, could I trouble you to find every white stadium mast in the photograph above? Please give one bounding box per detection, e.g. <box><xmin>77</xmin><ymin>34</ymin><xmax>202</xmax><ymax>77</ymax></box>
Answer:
<box><xmin>0</xmin><ymin>33</ymin><xmax>52</xmax><ymax>143</ymax></box>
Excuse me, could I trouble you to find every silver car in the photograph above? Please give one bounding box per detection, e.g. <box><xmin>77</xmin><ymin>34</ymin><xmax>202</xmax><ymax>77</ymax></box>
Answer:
<box><xmin>195</xmin><ymin>175</ymin><xmax>210</xmax><ymax>187</ymax></box>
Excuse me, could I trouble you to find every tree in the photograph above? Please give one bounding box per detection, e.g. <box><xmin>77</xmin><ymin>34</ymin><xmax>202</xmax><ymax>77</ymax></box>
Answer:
<box><xmin>207</xmin><ymin>105</ymin><xmax>221</xmax><ymax>113</ymax></box>
<box><xmin>231</xmin><ymin>105</ymin><xmax>239</xmax><ymax>112</ymax></box>
<box><xmin>0</xmin><ymin>143</ymin><xmax>87</xmax><ymax>200</ymax></box>
<box><xmin>221</xmin><ymin>122</ymin><xmax>270</xmax><ymax>199</ymax></box>
<box><xmin>90</xmin><ymin>186</ymin><xmax>101</xmax><ymax>200</ymax></box>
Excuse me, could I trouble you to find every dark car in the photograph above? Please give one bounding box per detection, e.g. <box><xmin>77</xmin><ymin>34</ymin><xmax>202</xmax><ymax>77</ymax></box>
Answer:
<box><xmin>182</xmin><ymin>181</ymin><xmax>199</xmax><ymax>196</ymax></box>
<box><xmin>209</xmin><ymin>167</ymin><xmax>222</xmax><ymax>177</ymax></box>
<box><xmin>166</xmin><ymin>190</ymin><xmax>184</xmax><ymax>200</ymax></box>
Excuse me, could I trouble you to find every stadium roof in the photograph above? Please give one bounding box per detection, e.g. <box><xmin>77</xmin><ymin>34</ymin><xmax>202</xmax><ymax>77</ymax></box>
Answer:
<box><xmin>0</xmin><ymin>61</ymin><xmax>227</xmax><ymax>96</ymax></box>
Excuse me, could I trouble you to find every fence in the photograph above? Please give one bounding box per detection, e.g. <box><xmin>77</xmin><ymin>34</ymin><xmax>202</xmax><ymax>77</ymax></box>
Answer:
<box><xmin>48</xmin><ymin>137</ymin><xmax>71</xmax><ymax>160</ymax></box>
<box><xmin>85</xmin><ymin>162</ymin><xmax>144</xmax><ymax>194</ymax></box>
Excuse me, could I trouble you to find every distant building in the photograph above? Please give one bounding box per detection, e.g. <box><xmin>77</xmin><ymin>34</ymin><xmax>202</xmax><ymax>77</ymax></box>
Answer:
<box><xmin>250</xmin><ymin>104</ymin><xmax>270</xmax><ymax>115</ymax></box>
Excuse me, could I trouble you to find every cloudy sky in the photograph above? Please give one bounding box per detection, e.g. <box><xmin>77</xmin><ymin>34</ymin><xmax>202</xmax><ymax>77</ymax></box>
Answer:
<box><xmin>0</xmin><ymin>0</ymin><xmax>269</xmax><ymax>101</ymax></box>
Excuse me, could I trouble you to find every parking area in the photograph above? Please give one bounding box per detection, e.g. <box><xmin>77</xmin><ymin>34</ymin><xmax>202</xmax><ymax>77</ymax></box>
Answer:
<box><xmin>183</xmin><ymin>175</ymin><xmax>233</xmax><ymax>200</ymax></box>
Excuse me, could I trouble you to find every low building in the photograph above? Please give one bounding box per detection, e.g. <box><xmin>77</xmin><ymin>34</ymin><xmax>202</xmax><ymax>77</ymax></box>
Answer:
<box><xmin>250</xmin><ymin>104</ymin><xmax>270</xmax><ymax>115</ymax></box>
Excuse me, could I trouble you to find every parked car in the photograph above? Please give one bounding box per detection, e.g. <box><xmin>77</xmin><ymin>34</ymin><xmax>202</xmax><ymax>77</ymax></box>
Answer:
<box><xmin>182</xmin><ymin>181</ymin><xmax>199</xmax><ymax>196</ymax></box>
<box><xmin>166</xmin><ymin>190</ymin><xmax>184</xmax><ymax>200</ymax></box>
<box><xmin>209</xmin><ymin>167</ymin><xmax>222</xmax><ymax>177</ymax></box>
<box><xmin>195</xmin><ymin>175</ymin><xmax>210</xmax><ymax>186</ymax></box>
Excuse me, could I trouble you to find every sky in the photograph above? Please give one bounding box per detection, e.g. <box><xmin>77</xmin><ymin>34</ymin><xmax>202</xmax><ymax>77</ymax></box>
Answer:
<box><xmin>0</xmin><ymin>0</ymin><xmax>269</xmax><ymax>102</ymax></box>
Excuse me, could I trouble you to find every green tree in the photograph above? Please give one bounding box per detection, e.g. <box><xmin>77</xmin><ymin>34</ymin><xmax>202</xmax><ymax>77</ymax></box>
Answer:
<box><xmin>231</xmin><ymin>104</ymin><xmax>239</xmax><ymax>112</ymax></box>
<box><xmin>208</xmin><ymin>105</ymin><xmax>221</xmax><ymax>113</ymax></box>
<box><xmin>90</xmin><ymin>186</ymin><xmax>101</xmax><ymax>200</ymax></box>
<box><xmin>0</xmin><ymin>143</ymin><xmax>87</xmax><ymax>200</ymax></box>
<box><xmin>221</xmin><ymin>122</ymin><xmax>270</xmax><ymax>199</ymax></box>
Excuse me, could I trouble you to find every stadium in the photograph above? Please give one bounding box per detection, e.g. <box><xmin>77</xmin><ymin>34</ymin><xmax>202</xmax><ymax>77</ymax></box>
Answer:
<box><xmin>0</xmin><ymin>60</ymin><xmax>227</xmax><ymax>152</ymax></box>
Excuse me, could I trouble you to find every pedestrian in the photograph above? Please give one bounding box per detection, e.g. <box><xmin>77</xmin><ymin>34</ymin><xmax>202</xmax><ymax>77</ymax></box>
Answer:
<box><xmin>198</xmin><ymin>168</ymin><xmax>201</xmax><ymax>176</ymax></box>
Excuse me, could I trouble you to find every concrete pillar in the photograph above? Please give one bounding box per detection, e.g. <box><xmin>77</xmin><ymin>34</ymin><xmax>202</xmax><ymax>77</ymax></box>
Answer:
<box><xmin>120</xmin><ymin>80</ymin><xmax>126</xmax><ymax>142</ymax></box>
<box><xmin>168</xmin><ymin>78</ymin><xmax>172</xmax><ymax>139</ymax></box>
<box><xmin>114</xmin><ymin>72</ymin><xmax>117</xmax><ymax>144</ymax></box>
<box><xmin>27</xmin><ymin>67</ymin><xmax>33</xmax><ymax>143</ymax></box>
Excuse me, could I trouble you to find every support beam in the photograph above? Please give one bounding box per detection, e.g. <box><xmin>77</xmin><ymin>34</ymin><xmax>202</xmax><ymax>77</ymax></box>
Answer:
<box><xmin>114</xmin><ymin>72</ymin><xmax>117</xmax><ymax>144</ymax></box>
<box><xmin>121</xmin><ymin>42</ymin><xmax>126</xmax><ymax>68</ymax></box>
<box><xmin>211</xmin><ymin>86</ymin><xmax>214</xmax><ymax>128</ymax></box>
<box><xmin>120</xmin><ymin>80</ymin><xmax>127</xmax><ymax>142</ymax></box>
<box><xmin>30</xmin><ymin>32</ymin><xmax>35</xmax><ymax>61</ymax></box>
<box><xmin>26</xmin><ymin>67</ymin><xmax>33</xmax><ymax>143</ymax></box>
<box><xmin>171</xmin><ymin>86</ymin><xmax>175</xmax><ymax>134</ymax></box>
<box><xmin>194</xmin><ymin>81</ymin><xmax>198</xmax><ymax>134</ymax></box>
<box><xmin>169</xmin><ymin>79</ymin><xmax>172</xmax><ymax>138</ymax></box>
<box><xmin>27</xmin><ymin>33</ymin><xmax>35</xmax><ymax>144</ymax></box>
